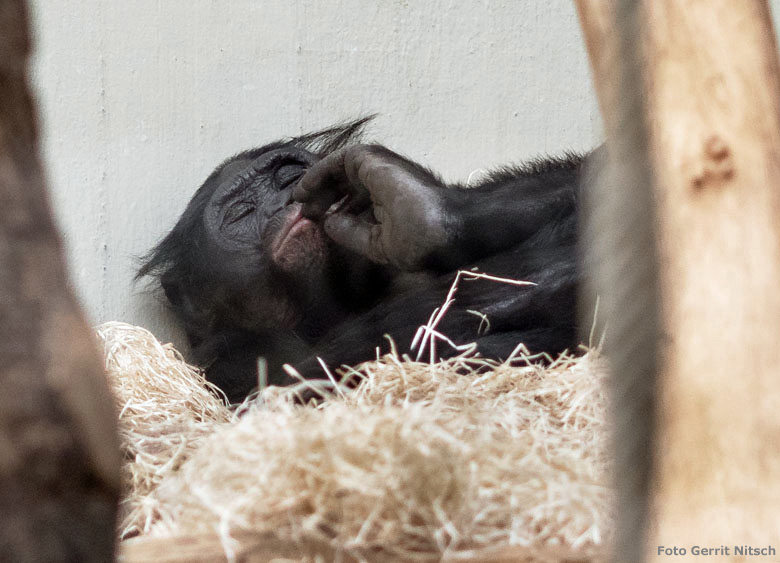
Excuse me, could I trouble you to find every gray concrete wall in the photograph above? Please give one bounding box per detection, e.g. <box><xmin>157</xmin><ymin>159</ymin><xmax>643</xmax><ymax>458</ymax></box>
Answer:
<box><xmin>29</xmin><ymin>0</ymin><xmax>604</xmax><ymax>346</ymax></box>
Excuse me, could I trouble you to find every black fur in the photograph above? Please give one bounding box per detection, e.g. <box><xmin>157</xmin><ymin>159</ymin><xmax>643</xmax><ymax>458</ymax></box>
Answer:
<box><xmin>140</xmin><ymin>118</ymin><xmax>585</xmax><ymax>403</ymax></box>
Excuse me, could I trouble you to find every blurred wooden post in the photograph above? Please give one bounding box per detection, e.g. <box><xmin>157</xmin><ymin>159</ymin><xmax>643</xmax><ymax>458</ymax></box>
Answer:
<box><xmin>0</xmin><ymin>1</ymin><xmax>121</xmax><ymax>561</ymax></box>
<box><xmin>577</xmin><ymin>0</ymin><xmax>661</xmax><ymax>560</ymax></box>
<box><xmin>578</xmin><ymin>0</ymin><xmax>780</xmax><ymax>560</ymax></box>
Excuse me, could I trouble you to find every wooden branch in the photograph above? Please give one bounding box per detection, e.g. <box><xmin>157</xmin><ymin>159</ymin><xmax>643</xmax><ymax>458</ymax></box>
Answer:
<box><xmin>0</xmin><ymin>1</ymin><xmax>121</xmax><ymax>561</ymax></box>
<box><xmin>644</xmin><ymin>0</ymin><xmax>780</xmax><ymax>556</ymax></box>
<box><xmin>579</xmin><ymin>0</ymin><xmax>780</xmax><ymax>560</ymax></box>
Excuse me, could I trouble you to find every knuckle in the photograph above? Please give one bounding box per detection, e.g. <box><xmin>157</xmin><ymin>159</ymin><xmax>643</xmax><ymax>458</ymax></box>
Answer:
<box><xmin>346</xmin><ymin>144</ymin><xmax>392</xmax><ymax>168</ymax></box>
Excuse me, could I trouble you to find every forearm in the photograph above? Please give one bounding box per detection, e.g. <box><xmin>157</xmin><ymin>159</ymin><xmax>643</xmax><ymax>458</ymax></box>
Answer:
<box><xmin>427</xmin><ymin>177</ymin><xmax>577</xmax><ymax>270</ymax></box>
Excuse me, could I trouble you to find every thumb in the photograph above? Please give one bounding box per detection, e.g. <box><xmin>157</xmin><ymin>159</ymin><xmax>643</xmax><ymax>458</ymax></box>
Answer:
<box><xmin>323</xmin><ymin>213</ymin><xmax>387</xmax><ymax>265</ymax></box>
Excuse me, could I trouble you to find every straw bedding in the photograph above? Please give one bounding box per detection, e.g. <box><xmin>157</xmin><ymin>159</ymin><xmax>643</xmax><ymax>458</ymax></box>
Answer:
<box><xmin>98</xmin><ymin>321</ymin><xmax>613</xmax><ymax>561</ymax></box>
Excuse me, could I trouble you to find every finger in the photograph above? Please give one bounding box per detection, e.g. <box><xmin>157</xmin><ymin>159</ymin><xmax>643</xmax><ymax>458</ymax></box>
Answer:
<box><xmin>345</xmin><ymin>188</ymin><xmax>372</xmax><ymax>215</ymax></box>
<box><xmin>323</xmin><ymin>213</ymin><xmax>388</xmax><ymax>265</ymax></box>
<box><xmin>306</xmin><ymin>194</ymin><xmax>354</xmax><ymax>222</ymax></box>
<box><xmin>294</xmin><ymin>148</ymin><xmax>346</xmax><ymax>201</ymax></box>
<box><xmin>342</xmin><ymin>145</ymin><xmax>409</xmax><ymax>206</ymax></box>
<box><xmin>300</xmin><ymin>199</ymin><xmax>334</xmax><ymax>220</ymax></box>
<box><xmin>297</xmin><ymin>185</ymin><xmax>341</xmax><ymax>220</ymax></box>
<box><xmin>293</xmin><ymin>149</ymin><xmax>349</xmax><ymax>219</ymax></box>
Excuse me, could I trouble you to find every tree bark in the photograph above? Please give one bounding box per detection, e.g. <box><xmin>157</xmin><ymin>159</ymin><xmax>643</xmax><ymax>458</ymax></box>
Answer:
<box><xmin>0</xmin><ymin>2</ymin><xmax>121</xmax><ymax>561</ymax></box>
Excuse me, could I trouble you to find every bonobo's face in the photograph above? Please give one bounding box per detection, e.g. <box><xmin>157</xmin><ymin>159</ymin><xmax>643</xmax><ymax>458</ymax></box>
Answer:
<box><xmin>140</xmin><ymin>118</ymin><xmax>387</xmax><ymax>344</ymax></box>
<box><xmin>204</xmin><ymin>146</ymin><xmax>326</xmax><ymax>280</ymax></box>
<box><xmin>186</xmin><ymin>143</ymin><xmax>350</xmax><ymax>335</ymax></box>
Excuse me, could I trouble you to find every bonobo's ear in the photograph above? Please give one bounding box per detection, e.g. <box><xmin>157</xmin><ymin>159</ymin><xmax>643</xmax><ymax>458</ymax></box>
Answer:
<box><xmin>161</xmin><ymin>274</ymin><xmax>209</xmax><ymax>348</ymax></box>
<box><xmin>160</xmin><ymin>274</ymin><xmax>184</xmax><ymax>308</ymax></box>
<box><xmin>160</xmin><ymin>273</ymin><xmax>202</xmax><ymax>330</ymax></box>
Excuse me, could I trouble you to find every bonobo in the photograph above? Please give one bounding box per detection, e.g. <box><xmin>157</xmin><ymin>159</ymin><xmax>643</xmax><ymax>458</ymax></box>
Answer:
<box><xmin>140</xmin><ymin>118</ymin><xmax>584</xmax><ymax>403</ymax></box>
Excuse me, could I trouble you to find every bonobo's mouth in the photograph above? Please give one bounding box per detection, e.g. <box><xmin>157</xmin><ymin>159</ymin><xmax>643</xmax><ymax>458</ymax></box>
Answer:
<box><xmin>276</xmin><ymin>208</ymin><xmax>313</xmax><ymax>250</ymax></box>
<box><xmin>270</xmin><ymin>204</ymin><xmax>326</xmax><ymax>269</ymax></box>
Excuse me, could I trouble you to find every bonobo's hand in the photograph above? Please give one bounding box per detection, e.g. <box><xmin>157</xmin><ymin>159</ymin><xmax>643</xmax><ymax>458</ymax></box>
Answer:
<box><xmin>293</xmin><ymin>145</ymin><xmax>455</xmax><ymax>271</ymax></box>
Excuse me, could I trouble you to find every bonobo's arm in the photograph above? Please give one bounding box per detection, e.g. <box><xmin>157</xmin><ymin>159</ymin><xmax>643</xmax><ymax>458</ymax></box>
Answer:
<box><xmin>293</xmin><ymin>144</ymin><xmax>579</xmax><ymax>271</ymax></box>
<box><xmin>286</xmin><ymin>238</ymin><xmax>579</xmax><ymax>384</ymax></box>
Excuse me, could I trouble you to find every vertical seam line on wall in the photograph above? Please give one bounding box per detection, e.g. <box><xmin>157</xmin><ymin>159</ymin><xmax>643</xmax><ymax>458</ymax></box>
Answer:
<box><xmin>97</xmin><ymin>2</ymin><xmax>108</xmax><ymax>321</ymax></box>
<box><xmin>295</xmin><ymin>1</ymin><xmax>305</xmax><ymax>133</ymax></box>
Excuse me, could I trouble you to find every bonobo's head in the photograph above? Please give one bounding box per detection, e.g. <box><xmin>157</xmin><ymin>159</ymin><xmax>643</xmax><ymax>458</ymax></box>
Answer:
<box><xmin>139</xmin><ymin>117</ymin><xmax>390</xmax><ymax>348</ymax></box>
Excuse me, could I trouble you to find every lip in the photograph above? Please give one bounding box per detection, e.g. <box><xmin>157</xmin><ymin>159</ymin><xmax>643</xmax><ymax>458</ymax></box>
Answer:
<box><xmin>273</xmin><ymin>206</ymin><xmax>315</xmax><ymax>256</ymax></box>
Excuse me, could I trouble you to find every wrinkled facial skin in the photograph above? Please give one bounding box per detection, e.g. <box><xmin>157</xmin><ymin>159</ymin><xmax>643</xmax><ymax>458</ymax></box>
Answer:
<box><xmin>161</xmin><ymin>144</ymin><xmax>340</xmax><ymax>341</ymax></box>
<box><xmin>204</xmin><ymin>146</ymin><xmax>325</xmax><ymax>280</ymax></box>
<box><xmin>188</xmin><ymin>143</ymin><xmax>389</xmax><ymax>341</ymax></box>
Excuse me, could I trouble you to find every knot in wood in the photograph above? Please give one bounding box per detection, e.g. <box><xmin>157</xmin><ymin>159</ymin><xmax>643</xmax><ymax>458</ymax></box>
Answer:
<box><xmin>704</xmin><ymin>135</ymin><xmax>730</xmax><ymax>161</ymax></box>
<box><xmin>691</xmin><ymin>134</ymin><xmax>735</xmax><ymax>190</ymax></box>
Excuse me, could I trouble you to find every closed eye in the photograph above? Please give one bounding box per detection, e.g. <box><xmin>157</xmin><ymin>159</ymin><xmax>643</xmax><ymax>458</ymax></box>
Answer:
<box><xmin>223</xmin><ymin>202</ymin><xmax>256</xmax><ymax>225</ymax></box>
<box><xmin>275</xmin><ymin>164</ymin><xmax>305</xmax><ymax>189</ymax></box>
